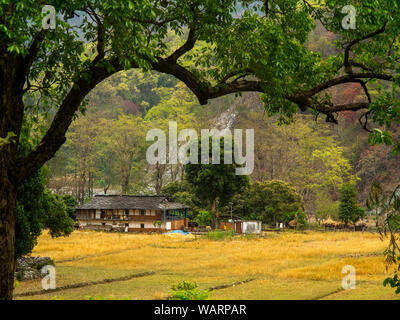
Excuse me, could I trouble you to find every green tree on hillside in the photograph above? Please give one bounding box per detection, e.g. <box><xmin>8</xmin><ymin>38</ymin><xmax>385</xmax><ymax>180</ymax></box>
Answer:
<box><xmin>185</xmin><ymin>137</ymin><xmax>249</xmax><ymax>229</ymax></box>
<box><xmin>338</xmin><ymin>183</ymin><xmax>366</xmax><ymax>227</ymax></box>
<box><xmin>104</xmin><ymin>114</ymin><xmax>149</xmax><ymax>194</ymax></box>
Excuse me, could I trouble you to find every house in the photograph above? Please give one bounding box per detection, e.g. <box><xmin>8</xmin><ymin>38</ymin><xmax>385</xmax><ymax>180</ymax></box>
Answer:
<box><xmin>75</xmin><ymin>195</ymin><xmax>190</xmax><ymax>233</ymax></box>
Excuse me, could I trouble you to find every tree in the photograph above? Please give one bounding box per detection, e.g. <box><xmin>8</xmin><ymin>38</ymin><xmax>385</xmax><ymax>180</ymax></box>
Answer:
<box><xmin>2</xmin><ymin>0</ymin><xmax>400</xmax><ymax>299</ymax></box>
<box><xmin>314</xmin><ymin>190</ymin><xmax>340</xmax><ymax>223</ymax></box>
<box><xmin>15</xmin><ymin>121</ymin><xmax>74</xmax><ymax>259</ymax></box>
<box><xmin>64</xmin><ymin>114</ymin><xmax>100</xmax><ymax>202</ymax></box>
<box><xmin>338</xmin><ymin>183</ymin><xmax>365</xmax><ymax>227</ymax></box>
<box><xmin>235</xmin><ymin>105</ymin><xmax>356</xmax><ymax>215</ymax></box>
<box><xmin>367</xmin><ymin>183</ymin><xmax>400</xmax><ymax>264</ymax></box>
<box><xmin>62</xmin><ymin>194</ymin><xmax>78</xmax><ymax>221</ymax></box>
<box><xmin>103</xmin><ymin>114</ymin><xmax>148</xmax><ymax>194</ymax></box>
<box><xmin>185</xmin><ymin>137</ymin><xmax>249</xmax><ymax>229</ymax></box>
<box><xmin>161</xmin><ymin>181</ymin><xmax>202</xmax><ymax>219</ymax></box>
<box><xmin>285</xmin><ymin>209</ymin><xmax>307</xmax><ymax>230</ymax></box>
<box><xmin>194</xmin><ymin>211</ymin><xmax>213</xmax><ymax>227</ymax></box>
<box><xmin>234</xmin><ymin>180</ymin><xmax>304</xmax><ymax>226</ymax></box>
<box><xmin>145</xmin><ymin>83</ymin><xmax>198</xmax><ymax>193</ymax></box>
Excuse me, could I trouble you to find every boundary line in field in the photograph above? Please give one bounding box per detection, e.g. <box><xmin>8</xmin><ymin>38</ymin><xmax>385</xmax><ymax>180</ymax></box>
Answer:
<box><xmin>13</xmin><ymin>271</ymin><xmax>155</xmax><ymax>298</ymax></box>
<box><xmin>56</xmin><ymin>248</ymin><xmax>137</xmax><ymax>263</ymax></box>
<box><xmin>311</xmin><ymin>287</ymin><xmax>345</xmax><ymax>300</ymax></box>
<box><xmin>207</xmin><ymin>278</ymin><xmax>256</xmax><ymax>291</ymax></box>
<box><xmin>311</xmin><ymin>280</ymin><xmax>373</xmax><ymax>300</ymax></box>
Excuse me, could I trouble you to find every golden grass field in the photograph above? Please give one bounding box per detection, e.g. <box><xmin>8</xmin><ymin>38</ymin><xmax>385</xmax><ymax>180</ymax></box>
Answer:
<box><xmin>13</xmin><ymin>230</ymin><xmax>400</xmax><ymax>300</ymax></box>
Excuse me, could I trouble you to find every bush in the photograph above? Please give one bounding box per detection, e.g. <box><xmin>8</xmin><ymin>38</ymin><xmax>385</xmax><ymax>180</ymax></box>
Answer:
<box><xmin>15</xmin><ymin>271</ymin><xmax>24</xmax><ymax>282</ymax></box>
<box><xmin>14</xmin><ymin>279</ymin><xmax>20</xmax><ymax>289</ymax></box>
<box><xmin>170</xmin><ymin>281</ymin><xmax>209</xmax><ymax>300</ymax></box>
<box><xmin>295</xmin><ymin>210</ymin><xmax>307</xmax><ymax>230</ymax></box>
<box><xmin>226</xmin><ymin>230</ymin><xmax>235</xmax><ymax>239</ymax></box>
<box><xmin>206</xmin><ymin>229</ymin><xmax>234</xmax><ymax>240</ymax></box>
<box><xmin>195</xmin><ymin>210</ymin><xmax>213</xmax><ymax>227</ymax></box>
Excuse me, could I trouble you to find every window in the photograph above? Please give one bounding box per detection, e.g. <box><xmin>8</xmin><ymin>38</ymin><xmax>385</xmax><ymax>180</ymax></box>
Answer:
<box><xmin>125</xmin><ymin>209</ymin><xmax>129</xmax><ymax>216</ymax></box>
<box><xmin>140</xmin><ymin>224</ymin><xmax>145</xmax><ymax>229</ymax></box>
<box><xmin>140</xmin><ymin>209</ymin><xmax>145</xmax><ymax>216</ymax></box>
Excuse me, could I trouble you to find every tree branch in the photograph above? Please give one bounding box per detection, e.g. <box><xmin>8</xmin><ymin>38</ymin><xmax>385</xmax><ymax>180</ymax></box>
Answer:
<box><xmin>166</xmin><ymin>28</ymin><xmax>196</xmax><ymax>63</ymax></box>
<box><xmin>301</xmin><ymin>72</ymin><xmax>392</xmax><ymax>97</ymax></box>
<box><xmin>344</xmin><ymin>22</ymin><xmax>387</xmax><ymax>74</ymax></box>
<box><xmin>14</xmin><ymin>59</ymin><xmax>125</xmax><ymax>183</ymax></box>
<box><xmin>14</xmin><ymin>22</ymin><xmax>396</xmax><ymax>183</ymax></box>
<box><xmin>264</xmin><ymin>0</ymin><xmax>269</xmax><ymax>16</ymax></box>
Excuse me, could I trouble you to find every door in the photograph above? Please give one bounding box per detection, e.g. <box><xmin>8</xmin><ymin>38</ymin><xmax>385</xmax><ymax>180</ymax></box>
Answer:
<box><xmin>235</xmin><ymin>222</ymin><xmax>242</xmax><ymax>234</ymax></box>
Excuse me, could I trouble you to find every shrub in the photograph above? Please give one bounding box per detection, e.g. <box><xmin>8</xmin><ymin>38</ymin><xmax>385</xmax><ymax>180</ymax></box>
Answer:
<box><xmin>14</xmin><ymin>279</ymin><xmax>20</xmax><ymax>289</ymax></box>
<box><xmin>206</xmin><ymin>229</ymin><xmax>234</xmax><ymax>240</ymax></box>
<box><xmin>195</xmin><ymin>211</ymin><xmax>213</xmax><ymax>227</ymax></box>
<box><xmin>170</xmin><ymin>281</ymin><xmax>209</xmax><ymax>300</ymax></box>
<box><xmin>15</xmin><ymin>270</ymin><xmax>24</xmax><ymax>281</ymax></box>
<box><xmin>206</xmin><ymin>229</ymin><xmax>225</xmax><ymax>240</ymax></box>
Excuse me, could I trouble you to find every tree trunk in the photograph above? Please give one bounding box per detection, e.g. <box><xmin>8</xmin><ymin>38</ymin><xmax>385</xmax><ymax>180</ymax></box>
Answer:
<box><xmin>211</xmin><ymin>199</ymin><xmax>216</xmax><ymax>229</ymax></box>
<box><xmin>0</xmin><ymin>172</ymin><xmax>17</xmax><ymax>300</ymax></box>
<box><xmin>155</xmin><ymin>163</ymin><xmax>165</xmax><ymax>195</ymax></box>
<box><xmin>0</xmin><ymin>57</ymin><xmax>24</xmax><ymax>300</ymax></box>
<box><xmin>104</xmin><ymin>184</ymin><xmax>110</xmax><ymax>195</ymax></box>
<box><xmin>121</xmin><ymin>172</ymin><xmax>130</xmax><ymax>195</ymax></box>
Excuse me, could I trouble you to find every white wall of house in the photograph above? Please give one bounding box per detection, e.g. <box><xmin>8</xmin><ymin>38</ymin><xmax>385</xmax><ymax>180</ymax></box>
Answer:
<box><xmin>127</xmin><ymin>209</ymin><xmax>157</xmax><ymax>216</ymax></box>
<box><xmin>129</xmin><ymin>222</ymin><xmax>156</xmax><ymax>228</ymax></box>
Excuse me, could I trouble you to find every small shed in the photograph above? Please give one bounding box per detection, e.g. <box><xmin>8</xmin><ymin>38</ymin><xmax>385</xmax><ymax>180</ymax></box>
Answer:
<box><xmin>241</xmin><ymin>221</ymin><xmax>262</xmax><ymax>234</ymax></box>
<box><xmin>220</xmin><ymin>220</ymin><xmax>262</xmax><ymax>234</ymax></box>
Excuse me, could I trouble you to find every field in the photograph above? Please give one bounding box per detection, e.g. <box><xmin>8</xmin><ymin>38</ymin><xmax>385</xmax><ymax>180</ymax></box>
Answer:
<box><xmin>13</xmin><ymin>230</ymin><xmax>400</xmax><ymax>300</ymax></box>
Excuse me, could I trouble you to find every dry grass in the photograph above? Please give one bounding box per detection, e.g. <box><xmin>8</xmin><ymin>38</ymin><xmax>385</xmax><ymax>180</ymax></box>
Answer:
<box><xmin>14</xmin><ymin>230</ymin><xmax>400</xmax><ymax>300</ymax></box>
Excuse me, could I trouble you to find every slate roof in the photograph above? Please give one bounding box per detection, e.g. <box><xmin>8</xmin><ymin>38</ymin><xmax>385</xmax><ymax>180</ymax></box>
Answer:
<box><xmin>75</xmin><ymin>195</ymin><xmax>190</xmax><ymax>210</ymax></box>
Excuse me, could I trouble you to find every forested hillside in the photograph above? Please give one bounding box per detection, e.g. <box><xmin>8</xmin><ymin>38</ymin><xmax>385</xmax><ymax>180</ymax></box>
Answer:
<box><xmin>45</xmin><ymin>22</ymin><xmax>400</xmax><ymax>220</ymax></box>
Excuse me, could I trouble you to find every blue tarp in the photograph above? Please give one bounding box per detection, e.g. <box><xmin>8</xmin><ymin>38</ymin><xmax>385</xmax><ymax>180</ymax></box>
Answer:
<box><xmin>164</xmin><ymin>230</ymin><xmax>190</xmax><ymax>235</ymax></box>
